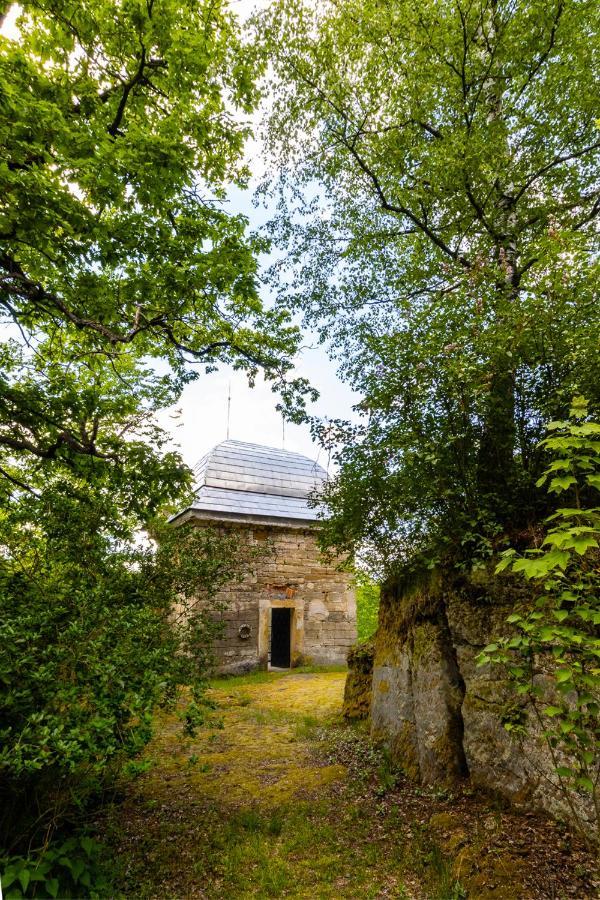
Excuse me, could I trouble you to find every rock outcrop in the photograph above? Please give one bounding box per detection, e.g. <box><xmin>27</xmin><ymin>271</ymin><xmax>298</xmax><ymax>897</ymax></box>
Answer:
<box><xmin>362</xmin><ymin>567</ymin><xmax>596</xmax><ymax>836</ymax></box>
<box><xmin>343</xmin><ymin>640</ymin><xmax>374</xmax><ymax>720</ymax></box>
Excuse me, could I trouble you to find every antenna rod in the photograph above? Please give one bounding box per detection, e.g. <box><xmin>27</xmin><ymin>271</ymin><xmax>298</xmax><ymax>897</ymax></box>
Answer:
<box><xmin>226</xmin><ymin>380</ymin><xmax>231</xmax><ymax>440</ymax></box>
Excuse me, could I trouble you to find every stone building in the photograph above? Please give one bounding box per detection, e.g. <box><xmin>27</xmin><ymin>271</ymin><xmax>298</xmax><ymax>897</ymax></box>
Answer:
<box><xmin>170</xmin><ymin>440</ymin><xmax>356</xmax><ymax>673</ymax></box>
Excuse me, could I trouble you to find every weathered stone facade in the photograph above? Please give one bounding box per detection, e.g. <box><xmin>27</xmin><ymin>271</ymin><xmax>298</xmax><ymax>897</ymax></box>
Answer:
<box><xmin>209</xmin><ymin>524</ymin><xmax>356</xmax><ymax>674</ymax></box>
<box><xmin>171</xmin><ymin>440</ymin><xmax>357</xmax><ymax>675</ymax></box>
<box><xmin>352</xmin><ymin>568</ymin><xmax>596</xmax><ymax>836</ymax></box>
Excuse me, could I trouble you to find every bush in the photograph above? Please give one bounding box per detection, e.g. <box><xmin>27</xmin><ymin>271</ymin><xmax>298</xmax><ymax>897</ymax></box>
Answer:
<box><xmin>0</xmin><ymin>837</ymin><xmax>110</xmax><ymax>899</ymax></box>
<box><xmin>355</xmin><ymin>575</ymin><xmax>380</xmax><ymax>641</ymax></box>
<box><xmin>480</xmin><ymin>397</ymin><xmax>600</xmax><ymax>844</ymax></box>
<box><xmin>0</xmin><ymin>488</ymin><xmax>262</xmax><ymax>859</ymax></box>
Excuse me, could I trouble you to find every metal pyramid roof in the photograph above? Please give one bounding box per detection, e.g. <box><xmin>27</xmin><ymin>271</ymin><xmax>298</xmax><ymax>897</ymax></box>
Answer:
<box><xmin>172</xmin><ymin>440</ymin><xmax>328</xmax><ymax>526</ymax></box>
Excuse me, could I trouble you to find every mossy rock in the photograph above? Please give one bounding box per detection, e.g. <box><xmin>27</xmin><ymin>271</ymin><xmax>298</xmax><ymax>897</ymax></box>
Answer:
<box><xmin>390</xmin><ymin>721</ymin><xmax>421</xmax><ymax>782</ymax></box>
<box><xmin>347</xmin><ymin>639</ymin><xmax>375</xmax><ymax>675</ymax></box>
<box><xmin>429</xmin><ymin>811</ymin><xmax>456</xmax><ymax>833</ymax></box>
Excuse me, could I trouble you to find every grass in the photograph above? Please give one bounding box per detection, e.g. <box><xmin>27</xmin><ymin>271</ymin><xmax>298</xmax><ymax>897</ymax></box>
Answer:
<box><xmin>103</xmin><ymin>670</ymin><xmax>591</xmax><ymax>900</ymax></box>
<box><xmin>209</xmin><ymin>663</ymin><xmax>348</xmax><ymax>691</ymax></box>
<box><xmin>103</xmin><ymin>671</ymin><xmax>427</xmax><ymax>898</ymax></box>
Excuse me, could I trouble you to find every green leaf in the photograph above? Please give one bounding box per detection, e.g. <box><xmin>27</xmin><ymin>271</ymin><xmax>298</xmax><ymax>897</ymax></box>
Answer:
<box><xmin>549</xmin><ymin>475</ymin><xmax>577</xmax><ymax>493</ymax></box>
<box><xmin>45</xmin><ymin>877</ymin><xmax>59</xmax><ymax>898</ymax></box>
<box><xmin>70</xmin><ymin>858</ymin><xmax>85</xmax><ymax>882</ymax></box>
<box><xmin>512</xmin><ymin>550</ymin><xmax>569</xmax><ymax>578</ymax></box>
<box><xmin>79</xmin><ymin>837</ymin><xmax>96</xmax><ymax>858</ymax></box>
<box><xmin>565</xmin><ymin>535</ymin><xmax>598</xmax><ymax>554</ymax></box>
<box><xmin>17</xmin><ymin>869</ymin><xmax>30</xmax><ymax>893</ymax></box>
<box><xmin>576</xmin><ymin>776</ymin><xmax>594</xmax><ymax>792</ymax></box>
<box><xmin>555</xmin><ymin>669</ymin><xmax>572</xmax><ymax>684</ymax></box>
<box><xmin>1</xmin><ymin>867</ymin><xmax>18</xmax><ymax>890</ymax></box>
<box><xmin>543</xmin><ymin>706</ymin><xmax>562</xmax><ymax>717</ymax></box>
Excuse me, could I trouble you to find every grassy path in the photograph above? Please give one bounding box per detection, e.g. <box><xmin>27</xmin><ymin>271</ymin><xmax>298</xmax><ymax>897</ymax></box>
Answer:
<box><xmin>105</xmin><ymin>670</ymin><xmax>596</xmax><ymax>899</ymax></box>
<box><xmin>106</xmin><ymin>670</ymin><xmax>422</xmax><ymax>898</ymax></box>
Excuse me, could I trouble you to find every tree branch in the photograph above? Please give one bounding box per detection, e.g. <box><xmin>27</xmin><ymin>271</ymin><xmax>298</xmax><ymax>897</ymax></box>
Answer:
<box><xmin>342</xmin><ymin>135</ymin><xmax>471</xmax><ymax>269</ymax></box>
<box><xmin>0</xmin><ymin>465</ymin><xmax>41</xmax><ymax>497</ymax></box>
<box><xmin>108</xmin><ymin>46</ymin><xmax>147</xmax><ymax>137</ymax></box>
<box><xmin>515</xmin><ymin>140</ymin><xmax>600</xmax><ymax>202</ymax></box>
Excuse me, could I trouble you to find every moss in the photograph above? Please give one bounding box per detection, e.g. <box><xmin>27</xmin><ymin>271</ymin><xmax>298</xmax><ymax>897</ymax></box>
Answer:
<box><xmin>127</xmin><ymin>672</ymin><xmax>349</xmax><ymax>813</ymax></box>
<box><xmin>343</xmin><ymin>640</ymin><xmax>374</xmax><ymax>720</ymax></box>
<box><xmin>390</xmin><ymin>721</ymin><xmax>421</xmax><ymax>782</ymax></box>
<box><xmin>454</xmin><ymin>847</ymin><xmax>526</xmax><ymax>899</ymax></box>
<box><xmin>346</xmin><ymin>639</ymin><xmax>375</xmax><ymax>674</ymax></box>
<box><xmin>342</xmin><ymin>670</ymin><xmax>372</xmax><ymax>720</ymax></box>
<box><xmin>432</xmin><ymin>723</ymin><xmax>465</xmax><ymax>785</ymax></box>
<box><xmin>429</xmin><ymin>812</ymin><xmax>456</xmax><ymax>832</ymax></box>
<box><xmin>411</xmin><ymin>620</ymin><xmax>441</xmax><ymax>666</ymax></box>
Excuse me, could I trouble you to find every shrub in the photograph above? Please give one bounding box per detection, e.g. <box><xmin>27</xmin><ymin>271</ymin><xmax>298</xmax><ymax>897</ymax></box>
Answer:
<box><xmin>479</xmin><ymin>397</ymin><xmax>600</xmax><ymax>844</ymax></box>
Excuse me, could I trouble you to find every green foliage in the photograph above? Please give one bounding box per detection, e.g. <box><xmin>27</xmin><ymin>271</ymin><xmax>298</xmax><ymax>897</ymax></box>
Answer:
<box><xmin>260</xmin><ymin>0</ymin><xmax>600</xmax><ymax>573</ymax></box>
<box><xmin>1</xmin><ymin>0</ymin><xmax>303</xmax><ymax>388</ymax></box>
<box><xmin>0</xmin><ymin>836</ymin><xmax>109</xmax><ymax>899</ymax></box>
<box><xmin>0</xmin><ymin>464</ymin><xmax>262</xmax><ymax>852</ymax></box>
<box><xmin>0</xmin><ymin>0</ymin><xmax>301</xmax><ymax>874</ymax></box>
<box><xmin>355</xmin><ymin>573</ymin><xmax>380</xmax><ymax>641</ymax></box>
<box><xmin>479</xmin><ymin>398</ymin><xmax>600</xmax><ymax>841</ymax></box>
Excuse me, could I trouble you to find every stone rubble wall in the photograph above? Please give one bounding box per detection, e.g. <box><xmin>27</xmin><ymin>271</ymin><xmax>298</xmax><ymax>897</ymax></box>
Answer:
<box><xmin>367</xmin><ymin>569</ymin><xmax>595</xmax><ymax>835</ymax></box>
<box><xmin>194</xmin><ymin>522</ymin><xmax>356</xmax><ymax>674</ymax></box>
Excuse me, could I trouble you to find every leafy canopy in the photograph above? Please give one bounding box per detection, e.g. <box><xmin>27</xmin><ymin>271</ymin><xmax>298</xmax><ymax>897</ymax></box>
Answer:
<box><xmin>0</xmin><ymin>0</ymin><xmax>312</xmax><ymax>488</ymax></box>
<box><xmin>260</xmin><ymin>0</ymin><xmax>600</xmax><ymax>573</ymax></box>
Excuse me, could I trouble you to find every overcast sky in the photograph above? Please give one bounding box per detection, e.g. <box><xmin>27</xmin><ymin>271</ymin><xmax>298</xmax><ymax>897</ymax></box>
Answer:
<box><xmin>155</xmin><ymin>180</ymin><xmax>358</xmax><ymax>472</ymax></box>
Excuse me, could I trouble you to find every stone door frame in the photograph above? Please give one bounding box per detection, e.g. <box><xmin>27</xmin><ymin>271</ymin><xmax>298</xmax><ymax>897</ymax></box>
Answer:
<box><xmin>258</xmin><ymin>595</ymin><xmax>304</xmax><ymax>669</ymax></box>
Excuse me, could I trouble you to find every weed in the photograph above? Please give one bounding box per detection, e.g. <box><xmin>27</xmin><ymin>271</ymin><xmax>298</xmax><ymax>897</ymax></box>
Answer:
<box><xmin>123</xmin><ymin>758</ymin><xmax>153</xmax><ymax>778</ymax></box>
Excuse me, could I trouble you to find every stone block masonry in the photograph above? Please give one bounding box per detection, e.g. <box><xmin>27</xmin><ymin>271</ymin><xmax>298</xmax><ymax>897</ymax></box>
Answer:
<box><xmin>192</xmin><ymin>522</ymin><xmax>356</xmax><ymax>675</ymax></box>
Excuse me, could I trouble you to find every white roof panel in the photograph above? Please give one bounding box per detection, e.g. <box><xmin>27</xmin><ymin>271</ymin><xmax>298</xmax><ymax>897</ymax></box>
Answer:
<box><xmin>172</xmin><ymin>440</ymin><xmax>328</xmax><ymax>525</ymax></box>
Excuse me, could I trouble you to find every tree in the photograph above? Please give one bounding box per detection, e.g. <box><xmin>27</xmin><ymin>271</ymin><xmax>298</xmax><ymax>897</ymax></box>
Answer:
<box><xmin>0</xmin><ymin>0</ymin><xmax>302</xmax><ymax>872</ymax></box>
<box><xmin>261</xmin><ymin>0</ymin><xmax>600</xmax><ymax>571</ymax></box>
<box><xmin>0</xmin><ymin>0</ymin><xmax>308</xmax><ymax>483</ymax></box>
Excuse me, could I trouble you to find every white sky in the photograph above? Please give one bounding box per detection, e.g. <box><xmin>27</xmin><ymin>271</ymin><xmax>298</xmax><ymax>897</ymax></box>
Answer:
<box><xmin>161</xmin><ymin>0</ymin><xmax>359</xmax><ymax>470</ymax></box>
<box><xmin>154</xmin><ymin>180</ymin><xmax>358</xmax><ymax>470</ymax></box>
<box><xmin>2</xmin><ymin>1</ymin><xmax>359</xmax><ymax>470</ymax></box>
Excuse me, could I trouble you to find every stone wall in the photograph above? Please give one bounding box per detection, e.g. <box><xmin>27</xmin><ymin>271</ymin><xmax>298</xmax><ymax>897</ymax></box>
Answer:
<box><xmin>368</xmin><ymin>569</ymin><xmax>596</xmax><ymax>835</ymax></box>
<box><xmin>195</xmin><ymin>521</ymin><xmax>356</xmax><ymax>674</ymax></box>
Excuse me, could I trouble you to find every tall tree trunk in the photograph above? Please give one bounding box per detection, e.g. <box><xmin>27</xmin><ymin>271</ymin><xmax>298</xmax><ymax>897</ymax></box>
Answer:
<box><xmin>474</xmin><ymin>2</ymin><xmax>519</xmax><ymax>526</ymax></box>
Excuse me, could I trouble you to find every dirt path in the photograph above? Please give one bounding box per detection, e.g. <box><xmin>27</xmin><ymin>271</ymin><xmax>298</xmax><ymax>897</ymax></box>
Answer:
<box><xmin>105</xmin><ymin>670</ymin><xmax>596</xmax><ymax>899</ymax></box>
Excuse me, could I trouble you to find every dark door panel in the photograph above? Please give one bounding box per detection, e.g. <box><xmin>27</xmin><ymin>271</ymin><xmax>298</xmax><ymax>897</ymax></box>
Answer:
<box><xmin>270</xmin><ymin>608</ymin><xmax>291</xmax><ymax>668</ymax></box>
